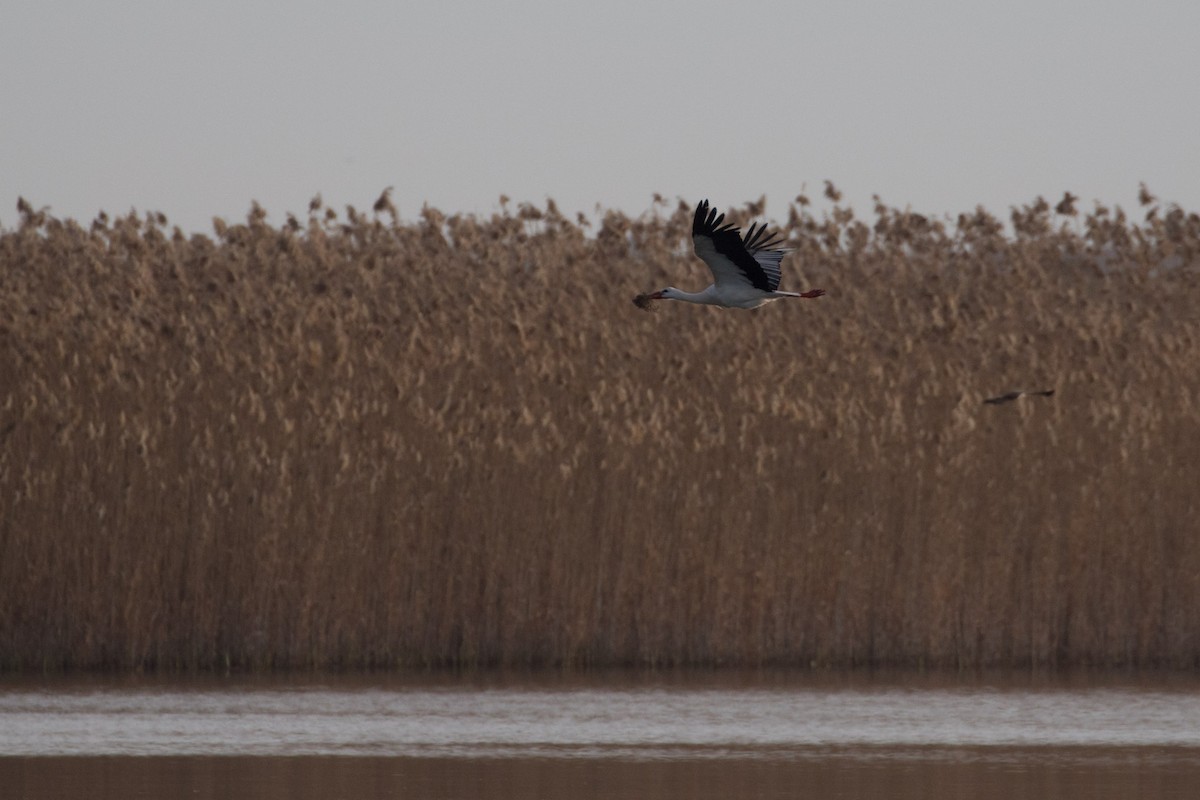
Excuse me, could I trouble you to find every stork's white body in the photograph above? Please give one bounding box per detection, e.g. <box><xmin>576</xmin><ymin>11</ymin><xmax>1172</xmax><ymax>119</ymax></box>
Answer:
<box><xmin>656</xmin><ymin>285</ymin><xmax>806</xmax><ymax>309</ymax></box>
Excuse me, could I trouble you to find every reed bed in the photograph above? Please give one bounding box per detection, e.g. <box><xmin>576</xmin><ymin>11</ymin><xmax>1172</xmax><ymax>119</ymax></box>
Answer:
<box><xmin>2</xmin><ymin>189</ymin><xmax>1199</xmax><ymax>671</ymax></box>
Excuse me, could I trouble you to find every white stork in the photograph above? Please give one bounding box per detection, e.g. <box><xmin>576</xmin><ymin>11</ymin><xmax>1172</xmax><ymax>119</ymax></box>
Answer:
<box><xmin>636</xmin><ymin>199</ymin><xmax>825</xmax><ymax>310</ymax></box>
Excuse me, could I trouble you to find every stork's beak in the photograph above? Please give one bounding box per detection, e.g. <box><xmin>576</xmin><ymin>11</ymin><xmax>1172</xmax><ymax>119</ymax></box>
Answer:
<box><xmin>648</xmin><ymin>291</ymin><xmax>664</xmax><ymax>300</ymax></box>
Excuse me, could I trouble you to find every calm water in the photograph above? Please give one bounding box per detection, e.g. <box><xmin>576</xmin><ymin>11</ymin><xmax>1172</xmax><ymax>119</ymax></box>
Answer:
<box><xmin>3</xmin><ymin>671</ymin><xmax>1199</xmax><ymax>798</ymax></box>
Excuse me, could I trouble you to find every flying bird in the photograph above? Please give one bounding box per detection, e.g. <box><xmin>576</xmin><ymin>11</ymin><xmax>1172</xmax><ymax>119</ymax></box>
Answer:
<box><xmin>983</xmin><ymin>389</ymin><xmax>1056</xmax><ymax>405</ymax></box>
<box><xmin>634</xmin><ymin>200</ymin><xmax>825</xmax><ymax>310</ymax></box>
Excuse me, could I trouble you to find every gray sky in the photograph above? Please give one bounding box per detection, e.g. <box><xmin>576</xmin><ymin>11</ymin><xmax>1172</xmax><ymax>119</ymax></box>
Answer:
<box><xmin>4</xmin><ymin>0</ymin><xmax>1198</xmax><ymax>232</ymax></box>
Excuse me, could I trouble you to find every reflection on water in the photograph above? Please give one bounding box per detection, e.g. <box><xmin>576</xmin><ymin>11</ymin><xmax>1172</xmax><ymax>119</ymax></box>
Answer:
<box><xmin>6</xmin><ymin>754</ymin><xmax>1200</xmax><ymax>800</ymax></box>
<box><xmin>3</xmin><ymin>672</ymin><xmax>1200</xmax><ymax>799</ymax></box>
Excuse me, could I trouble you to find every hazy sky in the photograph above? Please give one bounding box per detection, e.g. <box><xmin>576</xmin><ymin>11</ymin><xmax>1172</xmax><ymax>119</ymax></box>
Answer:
<box><xmin>4</xmin><ymin>0</ymin><xmax>1198</xmax><ymax>232</ymax></box>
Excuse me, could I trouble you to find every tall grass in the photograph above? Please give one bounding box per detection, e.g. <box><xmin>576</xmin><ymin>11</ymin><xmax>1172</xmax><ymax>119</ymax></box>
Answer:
<box><xmin>2</xmin><ymin>190</ymin><xmax>1199</xmax><ymax>671</ymax></box>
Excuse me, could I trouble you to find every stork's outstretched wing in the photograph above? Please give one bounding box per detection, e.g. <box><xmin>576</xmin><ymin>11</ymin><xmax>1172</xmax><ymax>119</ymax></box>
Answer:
<box><xmin>691</xmin><ymin>199</ymin><xmax>788</xmax><ymax>292</ymax></box>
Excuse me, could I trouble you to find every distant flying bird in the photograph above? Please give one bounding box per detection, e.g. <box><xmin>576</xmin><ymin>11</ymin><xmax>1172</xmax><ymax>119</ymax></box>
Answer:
<box><xmin>983</xmin><ymin>389</ymin><xmax>1056</xmax><ymax>405</ymax></box>
<box><xmin>634</xmin><ymin>199</ymin><xmax>825</xmax><ymax>310</ymax></box>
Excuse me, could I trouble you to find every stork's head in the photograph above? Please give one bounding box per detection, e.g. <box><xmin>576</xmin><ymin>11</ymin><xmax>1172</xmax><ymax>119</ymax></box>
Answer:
<box><xmin>651</xmin><ymin>288</ymin><xmax>680</xmax><ymax>301</ymax></box>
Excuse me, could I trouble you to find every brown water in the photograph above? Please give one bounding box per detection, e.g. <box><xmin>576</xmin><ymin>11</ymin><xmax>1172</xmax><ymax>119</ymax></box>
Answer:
<box><xmin>3</xmin><ymin>671</ymin><xmax>1199</xmax><ymax>798</ymax></box>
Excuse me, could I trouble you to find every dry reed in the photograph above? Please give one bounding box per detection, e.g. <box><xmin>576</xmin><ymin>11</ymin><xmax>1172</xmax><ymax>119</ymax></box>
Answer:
<box><xmin>2</xmin><ymin>191</ymin><xmax>1199</xmax><ymax>671</ymax></box>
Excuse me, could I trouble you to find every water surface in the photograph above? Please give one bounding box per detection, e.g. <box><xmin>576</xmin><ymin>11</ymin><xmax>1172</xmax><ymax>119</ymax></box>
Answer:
<box><xmin>3</xmin><ymin>671</ymin><xmax>1198</xmax><ymax>798</ymax></box>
